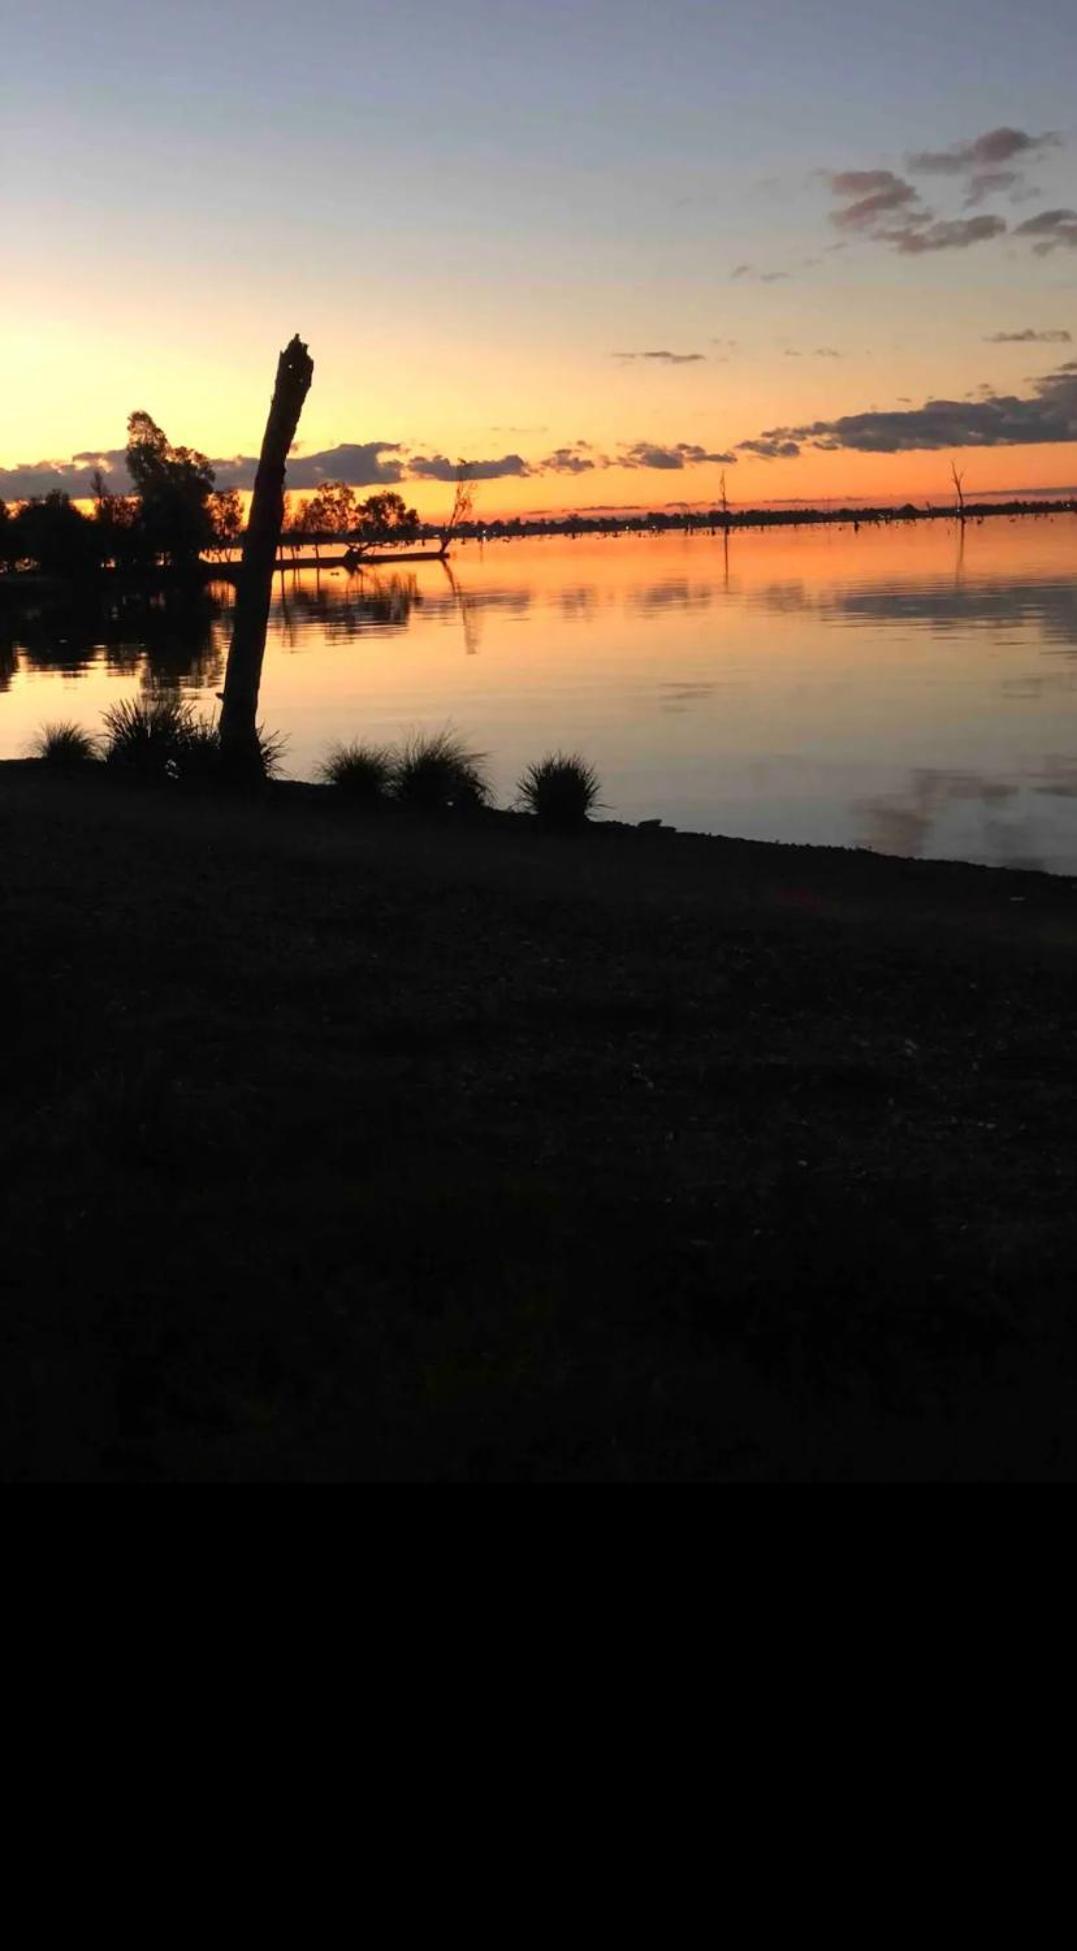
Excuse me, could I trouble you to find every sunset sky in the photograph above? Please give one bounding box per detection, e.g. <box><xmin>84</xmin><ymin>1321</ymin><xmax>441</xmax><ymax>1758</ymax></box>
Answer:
<box><xmin>3</xmin><ymin>0</ymin><xmax>1075</xmax><ymax>517</ymax></box>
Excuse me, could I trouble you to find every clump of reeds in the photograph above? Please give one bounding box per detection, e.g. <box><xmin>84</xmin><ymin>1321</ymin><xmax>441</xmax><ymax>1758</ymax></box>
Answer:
<box><xmin>101</xmin><ymin>698</ymin><xmax>284</xmax><ymax>780</ymax></box>
<box><xmin>517</xmin><ymin>752</ymin><xmax>601</xmax><ymax>829</ymax></box>
<box><xmin>181</xmin><ymin>715</ymin><xmax>287</xmax><ymax>781</ymax></box>
<box><xmin>394</xmin><ymin>728</ymin><xmax>490</xmax><ymax>813</ymax></box>
<box><xmin>101</xmin><ymin>695</ymin><xmax>196</xmax><ymax>776</ymax></box>
<box><xmin>32</xmin><ymin>723</ymin><xmax>99</xmax><ymax>768</ymax></box>
<box><xmin>318</xmin><ymin>740</ymin><xmax>396</xmax><ymax>804</ymax></box>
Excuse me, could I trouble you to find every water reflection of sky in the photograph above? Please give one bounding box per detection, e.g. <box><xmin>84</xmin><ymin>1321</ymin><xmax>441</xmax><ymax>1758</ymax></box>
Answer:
<box><xmin>4</xmin><ymin>519</ymin><xmax>1077</xmax><ymax>874</ymax></box>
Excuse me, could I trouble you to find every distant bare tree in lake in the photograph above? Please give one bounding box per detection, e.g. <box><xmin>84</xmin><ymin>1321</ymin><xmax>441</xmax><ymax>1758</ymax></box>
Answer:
<box><xmin>951</xmin><ymin>462</ymin><xmax>967</xmax><ymax>526</ymax></box>
<box><xmin>441</xmin><ymin>464</ymin><xmax>477</xmax><ymax>548</ymax></box>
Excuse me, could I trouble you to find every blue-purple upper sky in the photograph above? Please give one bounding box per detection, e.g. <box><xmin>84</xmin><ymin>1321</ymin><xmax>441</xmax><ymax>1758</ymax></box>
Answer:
<box><xmin>4</xmin><ymin>0</ymin><xmax>1075</xmax><ymax>510</ymax></box>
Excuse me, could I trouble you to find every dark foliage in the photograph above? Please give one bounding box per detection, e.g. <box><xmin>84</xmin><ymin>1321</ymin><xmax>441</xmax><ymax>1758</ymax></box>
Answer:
<box><xmin>32</xmin><ymin>722</ymin><xmax>99</xmax><ymax>767</ymax></box>
<box><xmin>101</xmin><ymin>696</ymin><xmax>283</xmax><ymax>780</ymax></box>
<box><xmin>394</xmin><ymin>728</ymin><xmax>490</xmax><ymax>812</ymax></box>
<box><xmin>9</xmin><ymin>494</ymin><xmax>100</xmax><ymax>579</ymax></box>
<box><xmin>101</xmin><ymin>695</ymin><xmax>198</xmax><ymax>776</ymax></box>
<box><xmin>319</xmin><ymin>740</ymin><xmax>397</xmax><ymax>802</ymax></box>
<box><xmin>517</xmin><ymin>752</ymin><xmax>601</xmax><ymax>828</ymax></box>
<box><xmin>125</xmin><ymin>412</ymin><xmax>216</xmax><ymax>569</ymax></box>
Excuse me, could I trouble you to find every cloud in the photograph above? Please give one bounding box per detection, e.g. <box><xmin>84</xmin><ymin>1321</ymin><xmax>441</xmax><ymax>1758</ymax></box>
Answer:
<box><xmin>830</xmin><ymin>172</ymin><xmax>923</xmax><ymax>231</ymax></box>
<box><xmin>827</xmin><ymin>132</ymin><xmax>1066</xmax><ymax>256</ymax></box>
<box><xmin>1014</xmin><ymin>207</ymin><xmax>1077</xmax><ymax>254</ymax></box>
<box><xmin>740</xmin><ymin>362</ymin><xmax>1077</xmax><ymax>455</ymax></box>
<box><xmin>2</xmin><ymin>430</ymin><xmax>746</xmax><ymax>503</ymax></box>
<box><xmin>829</xmin><ymin>169</ymin><xmax>907</xmax><ymax>198</ymax></box>
<box><xmin>274</xmin><ymin>442</ymin><xmax>407</xmax><ymax>489</ymax></box>
<box><xmin>0</xmin><ymin>453</ymin><xmax>126</xmax><ymax>499</ymax></box>
<box><xmin>620</xmin><ymin>441</ymin><xmax>737</xmax><ymax>470</ymax></box>
<box><xmin>730</xmin><ymin>264</ymin><xmax>789</xmax><ymax>282</ymax></box>
<box><xmin>541</xmin><ymin>447</ymin><xmax>598</xmax><ymax>475</ymax></box>
<box><xmin>614</xmin><ymin>349</ymin><xmax>706</xmax><ymax>364</ymax></box>
<box><xmin>964</xmin><ymin>169</ymin><xmax>1022</xmax><ymax>205</ymax></box>
<box><xmin>984</xmin><ymin>329</ymin><xmax>1072</xmax><ymax>344</ymax></box>
<box><xmin>880</xmin><ymin>215</ymin><xmax>1007</xmax><ymax>253</ymax></box>
<box><xmin>72</xmin><ymin>447</ymin><xmax>127</xmax><ymax>467</ymax></box>
<box><xmin>407</xmin><ymin>452</ymin><xmax>531</xmax><ymax>482</ymax></box>
<box><xmin>908</xmin><ymin>127</ymin><xmax>1061</xmax><ymax>175</ymax></box>
<box><xmin>737</xmin><ymin>439</ymin><xmax>802</xmax><ymax>461</ymax></box>
<box><xmin>150</xmin><ymin>441</ymin><xmax>409</xmax><ymax>491</ymax></box>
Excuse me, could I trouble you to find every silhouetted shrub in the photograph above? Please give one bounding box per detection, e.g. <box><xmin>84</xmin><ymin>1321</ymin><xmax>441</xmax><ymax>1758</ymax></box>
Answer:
<box><xmin>13</xmin><ymin>494</ymin><xmax>100</xmax><ymax>579</ymax></box>
<box><xmin>394</xmin><ymin>728</ymin><xmax>490</xmax><ymax>813</ymax></box>
<box><xmin>101</xmin><ymin>695</ymin><xmax>198</xmax><ymax>776</ymax></box>
<box><xmin>181</xmin><ymin>715</ymin><xmax>286</xmax><ymax>781</ymax></box>
<box><xmin>319</xmin><ymin>740</ymin><xmax>397</xmax><ymax>803</ymax></box>
<box><xmin>517</xmin><ymin>753</ymin><xmax>601</xmax><ymax>829</ymax></box>
<box><xmin>32</xmin><ymin>722</ymin><xmax>99</xmax><ymax>767</ymax></box>
<box><xmin>102</xmin><ymin>700</ymin><xmax>285</xmax><ymax>781</ymax></box>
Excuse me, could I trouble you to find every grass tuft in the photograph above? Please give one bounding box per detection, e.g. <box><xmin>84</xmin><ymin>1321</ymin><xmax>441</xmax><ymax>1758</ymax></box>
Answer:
<box><xmin>319</xmin><ymin>739</ymin><xmax>397</xmax><ymax>803</ymax></box>
<box><xmin>182</xmin><ymin>716</ymin><xmax>287</xmax><ymax>781</ymax></box>
<box><xmin>394</xmin><ymin>728</ymin><xmax>490</xmax><ymax>814</ymax></box>
<box><xmin>101</xmin><ymin>699</ymin><xmax>285</xmax><ymax>781</ymax></box>
<box><xmin>32</xmin><ymin>723</ymin><xmax>99</xmax><ymax>768</ymax></box>
<box><xmin>517</xmin><ymin>752</ymin><xmax>601</xmax><ymax>829</ymax></box>
<box><xmin>101</xmin><ymin>695</ymin><xmax>197</xmax><ymax>776</ymax></box>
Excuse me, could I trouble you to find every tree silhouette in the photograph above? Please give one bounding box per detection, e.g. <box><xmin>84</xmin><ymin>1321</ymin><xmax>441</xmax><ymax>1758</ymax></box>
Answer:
<box><xmin>219</xmin><ymin>335</ymin><xmax>314</xmax><ymax>776</ymax></box>
<box><xmin>91</xmin><ymin>468</ymin><xmax>146</xmax><ymax>573</ymax></box>
<box><xmin>356</xmin><ymin>491</ymin><xmax>420</xmax><ymax>545</ymax></box>
<box><xmin>12</xmin><ymin>493</ymin><xmax>98</xmax><ymax>579</ymax></box>
<box><xmin>208</xmin><ymin>488</ymin><xmax>244</xmax><ymax>556</ymax></box>
<box><xmin>442</xmin><ymin>464</ymin><xmax>476</xmax><ymax>546</ymax></box>
<box><xmin>126</xmin><ymin>411</ymin><xmax>216</xmax><ymax>569</ymax></box>
<box><xmin>305</xmin><ymin>480</ymin><xmax>358</xmax><ymax>536</ymax></box>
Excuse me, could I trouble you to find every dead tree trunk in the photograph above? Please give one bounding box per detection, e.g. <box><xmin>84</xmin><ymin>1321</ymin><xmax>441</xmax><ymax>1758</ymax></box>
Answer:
<box><xmin>219</xmin><ymin>335</ymin><xmax>314</xmax><ymax>776</ymax></box>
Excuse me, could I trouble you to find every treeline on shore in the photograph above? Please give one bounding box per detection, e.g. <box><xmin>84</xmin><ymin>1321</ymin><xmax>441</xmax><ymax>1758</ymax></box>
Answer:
<box><xmin>0</xmin><ymin>411</ymin><xmax>427</xmax><ymax>583</ymax></box>
<box><xmin>3</xmin><ymin>403</ymin><xmax>1076</xmax><ymax>584</ymax></box>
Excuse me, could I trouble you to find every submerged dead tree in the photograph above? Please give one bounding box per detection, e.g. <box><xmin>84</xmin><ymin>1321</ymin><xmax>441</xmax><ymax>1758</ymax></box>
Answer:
<box><xmin>219</xmin><ymin>335</ymin><xmax>314</xmax><ymax>776</ymax></box>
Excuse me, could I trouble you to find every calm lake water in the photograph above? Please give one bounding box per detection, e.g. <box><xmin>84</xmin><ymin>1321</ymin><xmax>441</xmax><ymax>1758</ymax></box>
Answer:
<box><xmin>4</xmin><ymin>517</ymin><xmax>1077</xmax><ymax>873</ymax></box>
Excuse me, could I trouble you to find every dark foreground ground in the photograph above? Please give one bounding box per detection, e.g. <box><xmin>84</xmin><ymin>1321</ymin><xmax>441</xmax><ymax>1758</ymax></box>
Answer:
<box><xmin>2</xmin><ymin>761</ymin><xmax>1075</xmax><ymax>1481</ymax></box>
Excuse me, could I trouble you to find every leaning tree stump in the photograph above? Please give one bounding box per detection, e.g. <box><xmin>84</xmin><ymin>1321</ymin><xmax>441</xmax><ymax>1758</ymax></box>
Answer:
<box><xmin>219</xmin><ymin>335</ymin><xmax>314</xmax><ymax>777</ymax></box>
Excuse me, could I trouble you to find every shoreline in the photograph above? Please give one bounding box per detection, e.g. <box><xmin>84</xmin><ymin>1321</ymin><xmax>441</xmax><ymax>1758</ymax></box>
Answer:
<box><xmin>6</xmin><ymin>758</ymin><xmax>1077</xmax><ymax>892</ymax></box>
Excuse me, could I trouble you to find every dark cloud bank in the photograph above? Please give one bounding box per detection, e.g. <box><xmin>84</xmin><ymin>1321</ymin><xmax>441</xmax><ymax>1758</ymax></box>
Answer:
<box><xmin>739</xmin><ymin>363</ymin><xmax>1077</xmax><ymax>459</ymax></box>
<box><xmin>1</xmin><ymin>433</ymin><xmax>740</xmax><ymax>501</ymax></box>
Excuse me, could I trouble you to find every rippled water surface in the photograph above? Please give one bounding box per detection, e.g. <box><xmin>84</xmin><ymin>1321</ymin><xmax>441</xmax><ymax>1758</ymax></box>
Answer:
<box><xmin>4</xmin><ymin>518</ymin><xmax>1077</xmax><ymax>871</ymax></box>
